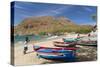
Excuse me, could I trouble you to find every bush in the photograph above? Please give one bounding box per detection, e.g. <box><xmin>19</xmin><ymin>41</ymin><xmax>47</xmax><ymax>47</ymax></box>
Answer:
<box><xmin>39</xmin><ymin>32</ymin><xmax>46</xmax><ymax>35</ymax></box>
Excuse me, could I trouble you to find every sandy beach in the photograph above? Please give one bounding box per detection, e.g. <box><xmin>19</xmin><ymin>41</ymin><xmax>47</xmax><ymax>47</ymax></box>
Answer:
<box><xmin>14</xmin><ymin>34</ymin><xmax>97</xmax><ymax>66</ymax></box>
<box><xmin>14</xmin><ymin>35</ymin><xmax>67</xmax><ymax>65</ymax></box>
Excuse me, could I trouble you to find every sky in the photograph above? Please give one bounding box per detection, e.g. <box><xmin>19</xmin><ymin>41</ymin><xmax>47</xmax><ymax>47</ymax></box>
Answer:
<box><xmin>12</xmin><ymin>1</ymin><xmax>97</xmax><ymax>26</ymax></box>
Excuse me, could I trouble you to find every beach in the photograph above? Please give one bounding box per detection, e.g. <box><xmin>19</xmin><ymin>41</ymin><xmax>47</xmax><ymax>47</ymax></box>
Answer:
<box><xmin>14</xmin><ymin>34</ymin><xmax>97</xmax><ymax>66</ymax></box>
<box><xmin>14</xmin><ymin>35</ymin><xmax>65</xmax><ymax>65</ymax></box>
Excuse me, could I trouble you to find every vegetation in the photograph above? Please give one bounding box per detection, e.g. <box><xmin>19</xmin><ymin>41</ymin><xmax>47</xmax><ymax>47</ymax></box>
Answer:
<box><xmin>39</xmin><ymin>32</ymin><xmax>46</xmax><ymax>35</ymax></box>
<box><xmin>14</xmin><ymin>16</ymin><xmax>93</xmax><ymax>35</ymax></box>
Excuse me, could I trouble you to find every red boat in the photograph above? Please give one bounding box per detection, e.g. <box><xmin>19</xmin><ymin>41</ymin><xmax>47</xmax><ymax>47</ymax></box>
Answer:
<box><xmin>33</xmin><ymin>45</ymin><xmax>77</xmax><ymax>61</ymax></box>
<box><xmin>33</xmin><ymin>45</ymin><xmax>77</xmax><ymax>52</ymax></box>
<box><xmin>53</xmin><ymin>41</ymin><xmax>77</xmax><ymax>47</ymax></box>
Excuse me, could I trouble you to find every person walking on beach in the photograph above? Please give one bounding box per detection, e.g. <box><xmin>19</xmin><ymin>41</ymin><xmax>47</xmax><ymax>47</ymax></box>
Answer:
<box><xmin>23</xmin><ymin>37</ymin><xmax>29</xmax><ymax>54</ymax></box>
<box><xmin>88</xmin><ymin>33</ymin><xmax>91</xmax><ymax>41</ymax></box>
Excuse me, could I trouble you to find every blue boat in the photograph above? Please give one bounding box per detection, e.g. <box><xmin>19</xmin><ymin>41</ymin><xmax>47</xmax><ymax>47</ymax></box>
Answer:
<box><xmin>36</xmin><ymin>48</ymin><xmax>75</xmax><ymax>53</ymax></box>
<box><xmin>38</xmin><ymin>53</ymin><xmax>76</xmax><ymax>61</ymax></box>
<box><xmin>33</xmin><ymin>46</ymin><xmax>77</xmax><ymax>61</ymax></box>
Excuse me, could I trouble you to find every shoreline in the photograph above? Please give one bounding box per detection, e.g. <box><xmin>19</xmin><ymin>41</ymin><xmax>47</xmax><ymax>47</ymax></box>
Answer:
<box><xmin>14</xmin><ymin>34</ymin><xmax>97</xmax><ymax>65</ymax></box>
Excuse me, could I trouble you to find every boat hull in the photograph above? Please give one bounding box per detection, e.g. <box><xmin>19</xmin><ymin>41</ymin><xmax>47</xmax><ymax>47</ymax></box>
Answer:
<box><xmin>53</xmin><ymin>41</ymin><xmax>77</xmax><ymax>47</ymax></box>
<box><xmin>77</xmin><ymin>41</ymin><xmax>97</xmax><ymax>46</ymax></box>
<box><xmin>36</xmin><ymin>48</ymin><xmax>75</xmax><ymax>53</ymax></box>
<box><xmin>78</xmin><ymin>43</ymin><xmax>97</xmax><ymax>47</ymax></box>
<box><xmin>62</xmin><ymin>38</ymin><xmax>80</xmax><ymax>42</ymax></box>
<box><xmin>33</xmin><ymin>46</ymin><xmax>78</xmax><ymax>51</ymax></box>
<box><xmin>38</xmin><ymin>53</ymin><xmax>76</xmax><ymax>61</ymax></box>
<box><xmin>33</xmin><ymin>46</ymin><xmax>76</xmax><ymax>61</ymax></box>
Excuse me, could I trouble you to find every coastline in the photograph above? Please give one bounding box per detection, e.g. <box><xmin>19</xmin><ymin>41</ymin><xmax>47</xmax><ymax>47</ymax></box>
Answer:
<box><xmin>14</xmin><ymin>35</ymin><xmax>66</xmax><ymax>65</ymax></box>
<box><xmin>14</xmin><ymin>34</ymin><xmax>97</xmax><ymax>65</ymax></box>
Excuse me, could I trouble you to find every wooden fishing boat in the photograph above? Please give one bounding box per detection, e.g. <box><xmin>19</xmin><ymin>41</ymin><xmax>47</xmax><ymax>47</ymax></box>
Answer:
<box><xmin>77</xmin><ymin>40</ymin><xmax>97</xmax><ymax>46</ymax></box>
<box><xmin>37</xmin><ymin>52</ymin><xmax>76</xmax><ymax>61</ymax></box>
<box><xmin>33</xmin><ymin>45</ymin><xmax>77</xmax><ymax>52</ymax></box>
<box><xmin>62</xmin><ymin>38</ymin><xmax>81</xmax><ymax>42</ymax></box>
<box><xmin>53</xmin><ymin>41</ymin><xmax>77</xmax><ymax>47</ymax></box>
<box><xmin>33</xmin><ymin>46</ymin><xmax>76</xmax><ymax>61</ymax></box>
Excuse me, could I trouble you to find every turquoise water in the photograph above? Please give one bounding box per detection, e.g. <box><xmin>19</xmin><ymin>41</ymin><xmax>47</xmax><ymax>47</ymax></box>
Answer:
<box><xmin>14</xmin><ymin>35</ymin><xmax>65</xmax><ymax>44</ymax></box>
<box><xmin>14</xmin><ymin>35</ymin><xmax>97</xmax><ymax>44</ymax></box>
<box><xmin>14</xmin><ymin>35</ymin><xmax>45</xmax><ymax>43</ymax></box>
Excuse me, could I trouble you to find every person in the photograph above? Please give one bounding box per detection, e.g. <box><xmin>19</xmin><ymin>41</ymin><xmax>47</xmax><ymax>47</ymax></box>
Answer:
<box><xmin>23</xmin><ymin>37</ymin><xmax>29</xmax><ymax>54</ymax></box>
<box><xmin>88</xmin><ymin>33</ymin><xmax>91</xmax><ymax>41</ymax></box>
<box><xmin>77</xmin><ymin>33</ymin><xmax>80</xmax><ymax>38</ymax></box>
<box><xmin>88</xmin><ymin>33</ymin><xmax>90</xmax><ymax>37</ymax></box>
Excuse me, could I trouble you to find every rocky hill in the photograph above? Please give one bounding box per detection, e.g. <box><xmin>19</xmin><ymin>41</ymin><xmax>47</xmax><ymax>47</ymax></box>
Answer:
<box><xmin>14</xmin><ymin>16</ymin><xmax>93</xmax><ymax>35</ymax></box>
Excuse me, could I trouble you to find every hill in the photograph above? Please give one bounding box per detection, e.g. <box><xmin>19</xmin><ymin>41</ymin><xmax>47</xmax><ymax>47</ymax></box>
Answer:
<box><xmin>14</xmin><ymin>16</ymin><xmax>93</xmax><ymax>35</ymax></box>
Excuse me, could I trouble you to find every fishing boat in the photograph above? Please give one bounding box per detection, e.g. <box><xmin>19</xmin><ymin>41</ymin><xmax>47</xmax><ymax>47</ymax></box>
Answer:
<box><xmin>33</xmin><ymin>46</ymin><xmax>77</xmax><ymax>61</ymax></box>
<box><xmin>77</xmin><ymin>40</ymin><xmax>97</xmax><ymax>46</ymax></box>
<box><xmin>62</xmin><ymin>38</ymin><xmax>81</xmax><ymax>42</ymax></box>
<box><xmin>37</xmin><ymin>52</ymin><xmax>76</xmax><ymax>61</ymax></box>
<box><xmin>33</xmin><ymin>45</ymin><xmax>77</xmax><ymax>51</ymax></box>
<box><xmin>53</xmin><ymin>41</ymin><xmax>77</xmax><ymax>47</ymax></box>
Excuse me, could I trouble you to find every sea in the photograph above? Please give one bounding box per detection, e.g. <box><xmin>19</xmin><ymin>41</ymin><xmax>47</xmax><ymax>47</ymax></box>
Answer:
<box><xmin>14</xmin><ymin>34</ymin><xmax>97</xmax><ymax>45</ymax></box>
<box><xmin>14</xmin><ymin>35</ymin><xmax>49</xmax><ymax>43</ymax></box>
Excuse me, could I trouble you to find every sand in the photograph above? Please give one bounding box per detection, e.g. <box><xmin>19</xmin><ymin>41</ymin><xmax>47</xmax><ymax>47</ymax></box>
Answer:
<box><xmin>14</xmin><ymin>34</ymin><xmax>97</xmax><ymax>66</ymax></box>
<box><xmin>14</xmin><ymin>35</ymin><xmax>65</xmax><ymax>66</ymax></box>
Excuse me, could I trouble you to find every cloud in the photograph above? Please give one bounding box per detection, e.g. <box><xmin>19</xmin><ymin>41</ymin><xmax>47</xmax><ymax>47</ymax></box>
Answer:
<box><xmin>14</xmin><ymin>3</ymin><xmax>73</xmax><ymax>18</ymax></box>
<box><xmin>14</xmin><ymin>4</ymin><xmax>24</xmax><ymax>9</ymax></box>
<box><xmin>83</xmin><ymin>7</ymin><xmax>93</xmax><ymax>12</ymax></box>
<box><xmin>33</xmin><ymin>6</ymin><xmax>71</xmax><ymax>17</ymax></box>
